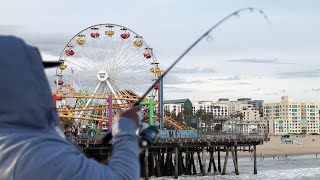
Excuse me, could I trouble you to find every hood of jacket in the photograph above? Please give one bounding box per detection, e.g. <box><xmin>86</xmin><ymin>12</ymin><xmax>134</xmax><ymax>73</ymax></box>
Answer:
<box><xmin>0</xmin><ymin>36</ymin><xmax>60</xmax><ymax>131</ymax></box>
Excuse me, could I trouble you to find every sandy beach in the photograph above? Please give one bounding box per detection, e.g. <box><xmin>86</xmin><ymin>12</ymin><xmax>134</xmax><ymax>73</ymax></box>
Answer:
<box><xmin>255</xmin><ymin>135</ymin><xmax>320</xmax><ymax>157</ymax></box>
<box><xmin>200</xmin><ymin>135</ymin><xmax>320</xmax><ymax>159</ymax></box>
<box><xmin>207</xmin><ymin>135</ymin><xmax>320</xmax><ymax>159</ymax></box>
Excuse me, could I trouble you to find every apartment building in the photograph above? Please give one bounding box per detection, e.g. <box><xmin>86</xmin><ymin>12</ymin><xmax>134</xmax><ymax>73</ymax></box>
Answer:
<box><xmin>217</xmin><ymin>98</ymin><xmax>263</xmax><ymax>116</ymax></box>
<box><xmin>192</xmin><ymin>101</ymin><xmax>228</xmax><ymax>132</ymax></box>
<box><xmin>264</xmin><ymin>96</ymin><xmax>319</xmax><ymax>135</ymax></box>
<box><xmin>192</xmin><ymin>101</ymin><xmax>228</xmax><ymax>118</ymax></box>
<box><xmin>218</xmin><ymin>98</ymin><xmax>265</xmax><ymax>134</ymax></box>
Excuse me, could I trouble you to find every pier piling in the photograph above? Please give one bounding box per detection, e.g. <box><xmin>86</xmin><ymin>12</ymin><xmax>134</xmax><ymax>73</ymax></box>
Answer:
<box><xmin>175</xmin><ymin>147</ymin><xmax>179</xmax><ymax>179</ymax></box>
<box><xmin>222</xmin><ymin>146</ymin><xmax>229</xmax><ymax>175</ymax></box>
<box><xmin>185</xmin><ymin>149</ymin><xmax>190</xmax><ymax>175</ymax></box>
<box><xmin>231</xmin><ymin>145</ymin><xmax>239</xmax><ymax>175</ymax></box>
<box><xmin>253</xmin><ymin>145</ymin><xmax>257</xmax><ymax>174</ymax></box>
<box><xmin>145</xmin><ymin>148</ymin><xmax>149</xmax><ymax>180</ymax></box>
<box><xmin>79</xmin><ymin>133</ymin><xmax>268</xmax><ymax>178</ymax></box>
<box><xmin>218</xmin><ymin>146</ymin><xmax>221</xmax><ymax>173</ymax></box>
<box><xmin>202</xmin><ymin>146</ymin><xmax>206</xmax><ymax>176</ymax></box>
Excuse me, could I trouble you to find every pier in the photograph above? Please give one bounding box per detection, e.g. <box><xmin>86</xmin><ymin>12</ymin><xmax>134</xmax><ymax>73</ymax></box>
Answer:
<box><xmin>74</xmin><ymin>132</ymin><xmax>269</xmax><ymax>179</ymax></box>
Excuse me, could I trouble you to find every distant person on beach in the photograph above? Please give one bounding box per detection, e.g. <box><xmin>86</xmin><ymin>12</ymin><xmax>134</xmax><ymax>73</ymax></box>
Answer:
<box><xmin>0</xmin><ymin>36</ymin><xmax>141</xmax><ymax>180</ymax></box>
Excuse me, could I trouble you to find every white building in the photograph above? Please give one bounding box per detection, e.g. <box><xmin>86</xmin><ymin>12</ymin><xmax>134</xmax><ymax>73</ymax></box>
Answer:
<box><xmin>192</xmin><ymin>101</ymin><xmax>214</xmax><ymax>114</ymax></box>
<box><xmin>242</xmin><ymin>106</ymin><xmax>261</xmax><ymax>121</ymax></box>
<box><xmin>264</xmin><ymin>96</ymin><xmax>319</xmax><ymax>135</ymax></box>
<box><xmin>218</xmin><ymin>98</ymin><xmax>265</xmax><ymax>134</ymax></box>
<box><xmin>217</xmin><ymin>98</ymin><xmax>257</xmax><ymax>116</ymax></box>
<box><xmin>192</xmin><ymin>101</ymin><xmax>228</xmax><ymax>132</ymax></box>
<box><xmin>192</xmin><ymin>101</ymin><xmax>228</xmax><ymax>118</ymax></box>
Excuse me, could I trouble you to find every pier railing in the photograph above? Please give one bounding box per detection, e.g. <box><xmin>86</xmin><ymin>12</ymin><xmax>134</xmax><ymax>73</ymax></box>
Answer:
<box><xmin>67</xmin><ymin>130</ymin><xmax>269</xmax><ymax>145</ymax></box>
<box><xmin>159</xmin><ymin>130</ymin><xmax>269</xmax><ymax>140</ymax></box>
<box><xmin>159</xmin><ymin>130</ymin><xmax>198</xmax><ymax>138</ymax></box>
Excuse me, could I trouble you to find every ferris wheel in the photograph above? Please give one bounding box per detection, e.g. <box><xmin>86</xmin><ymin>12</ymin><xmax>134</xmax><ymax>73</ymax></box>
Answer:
<box><xmin>55</xmin><ymin>24</ymin><xmax>160</xmax><ymax>110</ymax></box>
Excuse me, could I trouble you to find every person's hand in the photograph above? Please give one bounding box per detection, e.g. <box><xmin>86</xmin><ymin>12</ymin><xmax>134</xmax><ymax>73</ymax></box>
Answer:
<box><xmin>114</xmin><ymin>106</ymin><xmax>140</xmax><ymax>127</ymax></box>
<box><xmin>112</xmin><ymin>106</ymin><xmax>141</xmax><ymax>136</ymax></box>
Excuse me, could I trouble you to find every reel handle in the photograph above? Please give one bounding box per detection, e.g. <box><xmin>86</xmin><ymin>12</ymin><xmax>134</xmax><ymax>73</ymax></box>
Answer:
<box><xmin>102</xmin><ymin>123</ymin><xmax>159</xmax><ymax>148</ymax></box>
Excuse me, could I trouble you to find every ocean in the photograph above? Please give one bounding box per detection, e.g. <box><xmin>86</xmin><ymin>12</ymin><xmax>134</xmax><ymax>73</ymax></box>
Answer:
<box><xmin>149</xmin><ymin>154</ymin><xmax>320</xmax><ymax>180</ymax></box>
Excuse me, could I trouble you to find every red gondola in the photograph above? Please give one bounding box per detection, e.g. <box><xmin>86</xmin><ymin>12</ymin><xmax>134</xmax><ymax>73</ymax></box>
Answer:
<box><xmin>121</xmin><ymin>33</ymin><xmax>130</xmax><ymax>39</ymax></box>
<box><xmin>144</xmin><ymin>53</ymin><xmax>152</xmax><ymax>59</ymax></box>
<box><xmin>65</xmin><ymin>50</ymin><xmax>75</xmax><ymax>56</ymax></box>
<box><xmin>90</xmin><ymin>32</ymin><xmax>100</xmax><ymax>38</ymax></box>
<box><xmin>54</xmin><ymin>80</ymin><xmax>64</xmax><ymax>85</ymax></box>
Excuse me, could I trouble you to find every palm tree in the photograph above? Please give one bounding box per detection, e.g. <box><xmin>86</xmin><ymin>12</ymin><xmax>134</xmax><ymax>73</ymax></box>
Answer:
<box><xmin>164</xmin><ymin>110</ymin><xmax>171</xmax><ymax>117</ymax></box>
<box><xmin>195</xmin><ymin>109</ymin><xmax>213</xmax><ymax>133</ymax></box>
<box><xmin>60</xmin><ymin>118</ymin><xmax>75</xmax><ymax>132</ymax></box>
<box><xmin>230</xmin><ymin>111</ymin><xmax>244</xmax><ymax>120</ymax></box>
<box><xmin>230</xmin><ymin>111</ymin><xmax>244</xmax><ymax>134</ymax></box>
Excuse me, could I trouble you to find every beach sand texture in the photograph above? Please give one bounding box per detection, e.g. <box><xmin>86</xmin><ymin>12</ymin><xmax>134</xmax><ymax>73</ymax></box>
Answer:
<box><xmin>210</xmin><ymin>135</ymin><xmax>320</xmax><ymax>158</ymax></box>
<box><xmin>256</xmin><ymin>135</ymin><xmax>320</xmax><ymax>157</ymax></box>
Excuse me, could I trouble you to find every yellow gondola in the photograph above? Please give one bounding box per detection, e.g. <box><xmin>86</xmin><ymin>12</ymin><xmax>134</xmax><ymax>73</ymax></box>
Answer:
<box><xmin>76</xmin><ymin>39</ymin><xmax>86</xmax><ymax>46</ymax></box>
<box><xmin>59</xmin><ymin>65</ymin><xmax>67</xmax><ymax>70</ymax></box>
<box><xmin>150</xmin><ymin>67</ymin><xmax>160</xmax><ymax>73</ymax></box>
<box><xmin>134</xmin><ymin>40</ymin><xmax>143</xmax><ymax>47</ymax></box>
<box><xmin>105</xmin><ymin>31</ymin><xmax>114</xmax><ymax>36</ymax></box>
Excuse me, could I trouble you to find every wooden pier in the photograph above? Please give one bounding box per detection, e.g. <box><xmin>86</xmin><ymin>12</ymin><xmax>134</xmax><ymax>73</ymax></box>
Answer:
<box><xmin>76</xmin><ymin>134</ymin><xmax>269</xmax><ymax>179</ymax></box>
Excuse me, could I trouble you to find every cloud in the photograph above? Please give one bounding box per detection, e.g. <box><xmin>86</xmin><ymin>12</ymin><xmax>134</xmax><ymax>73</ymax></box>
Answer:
<box><xmin>266</xmin><ymin>92</ymin><xmax>279</xmax><ymax>96</ymax></box>
<box><xmin>163</xmin><ymin>86</ymin><xmax>193</xmax><ymax>93</ymax></box>
<box><xmin>163</xmin><ymin>74</ymin><xmax>186</xmax><ymax>84</ymax></box>
<box><xmin>209</xmin><ymin>90</ymin><xmax>237</xmax><ymax>93</ymax></box>
<box><xmin>234</xmin><ymin>82</ymin><xmax>251</xmax><ymax>85</ymax></box>
<box><xmin>227</xmin><ymin>58</ymin><xmax>294</xmax><ymax>64</ymax></box>
<box><xmin>185</xmin><ymin>80</ymin><xmax>207</xmax><ymax>84</ymax></box>
<box><xmin>312</xmin><ymin>88</ymin><xmax>320</xmax><ymax>92</ymax></box>
<box><xmin>209</xmin><ymin>75</ymin><xmax>245</xmax><ymax>81</ymax></box>
<box><xmin>280</xmin><ymin>89</ymin><xmax>286</xmax><ymax>93</ymax></box>
<box><xmin>169</xmin><ymin>66</ymin><xmax>215</xmax><ymax>74</ymax></box>
<box><xmin>0</xmin><ymin>25</ymin><xmax>21</xmax><ymax>33</ymax></box>
<box><xmin>0</xmin><ymin>25</ymin><xmax>71</xmax><ymax>56</ymax></box>
<box><xmin>277</xmin><ymin>69</ymin><xmax>320</xmax><ymax>78</ymax></box>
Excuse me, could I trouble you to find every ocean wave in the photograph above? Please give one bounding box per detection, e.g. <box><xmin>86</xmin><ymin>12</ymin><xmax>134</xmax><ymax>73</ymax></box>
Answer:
<box><xmin>149</xmin><ymin>167</ymin><xmax>320</xmax><ymax>180</ymax></box>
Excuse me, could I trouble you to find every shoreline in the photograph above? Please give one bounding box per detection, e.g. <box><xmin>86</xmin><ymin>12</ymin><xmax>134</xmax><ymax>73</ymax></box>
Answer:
<box><xmin>210</xmin><ymin>135</ymin><xmax>320</xmax><ymax>158</ymax></box>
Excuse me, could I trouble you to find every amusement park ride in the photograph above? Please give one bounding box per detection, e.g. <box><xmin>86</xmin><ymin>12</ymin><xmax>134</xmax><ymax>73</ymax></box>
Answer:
<box><xmin>53</xmin><ymin>8</ymin><xmax>268</xmax><ymax>141</ymax></box>
<box><xmin>52</xmin><ymin>23</ymin><xmax>186</xmax><ymax>142</ymax></box>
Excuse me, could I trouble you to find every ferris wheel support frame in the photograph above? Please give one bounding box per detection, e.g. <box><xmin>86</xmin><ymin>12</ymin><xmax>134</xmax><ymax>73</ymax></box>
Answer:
<box><xmin>107</xmin><ymin>96</ymin><xmax>113</xmax><ymax>131</ymax></box>
<box><xmin>79</xmin><ymin>82</ymin><xmax>101</xmax><ymax>116</ymax></box>
<box><xmin>106</xmin><ymin>79</ymin><xmax>122</xmax><ymax>104</ymax></box>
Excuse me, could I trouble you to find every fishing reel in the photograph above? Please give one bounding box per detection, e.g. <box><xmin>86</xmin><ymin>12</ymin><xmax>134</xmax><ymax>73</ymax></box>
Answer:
<box><xmin>102</xmin><ymin>122</ymin><xmax>159</xmax><ymax>148</ymax></box>
<box><xmin>135</xmin><ymin>122</ymin><xmax>159</xmax><ymax>147</ymax></box>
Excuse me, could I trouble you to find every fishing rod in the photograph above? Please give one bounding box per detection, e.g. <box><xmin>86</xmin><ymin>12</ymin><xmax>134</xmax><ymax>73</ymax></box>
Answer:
<box><xmin>103</xmin><ymin>7</ymin><xmax>270</xmax><ymax>147</ymax></box>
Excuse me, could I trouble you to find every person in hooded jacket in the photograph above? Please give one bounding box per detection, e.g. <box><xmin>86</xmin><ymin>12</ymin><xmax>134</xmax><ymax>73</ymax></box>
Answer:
<box><xmin>0</xmin><ymin>36</ymin><xmax>141</xmax><ymax>180</ymax></box>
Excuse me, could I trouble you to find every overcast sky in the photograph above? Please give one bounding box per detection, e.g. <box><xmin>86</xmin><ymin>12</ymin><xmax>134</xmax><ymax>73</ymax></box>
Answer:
<box><xmin>1</xmin><ymin>0</ymin><xmax>320</xmax><ymax>103</ymax></box>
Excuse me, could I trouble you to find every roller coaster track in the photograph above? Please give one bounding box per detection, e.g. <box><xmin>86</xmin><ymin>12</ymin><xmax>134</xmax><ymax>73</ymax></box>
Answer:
<box><xmin>164</xmin><ymin>117</ymin><xmax>188</xmax><ymax>130</ymax></box>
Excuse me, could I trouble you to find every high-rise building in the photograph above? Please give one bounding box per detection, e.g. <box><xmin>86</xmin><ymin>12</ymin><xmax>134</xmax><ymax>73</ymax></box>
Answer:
<box><xmin>264</xmin><ymin>96</ymin><xmax>319</xmax><ymax>135</ymax></box>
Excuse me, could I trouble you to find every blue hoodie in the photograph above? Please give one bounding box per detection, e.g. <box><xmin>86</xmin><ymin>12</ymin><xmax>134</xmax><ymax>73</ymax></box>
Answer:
<box><xmin>0</xmin><ymin>36</ymin><xmax>140</xmax><ymax>180</ymax></box>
